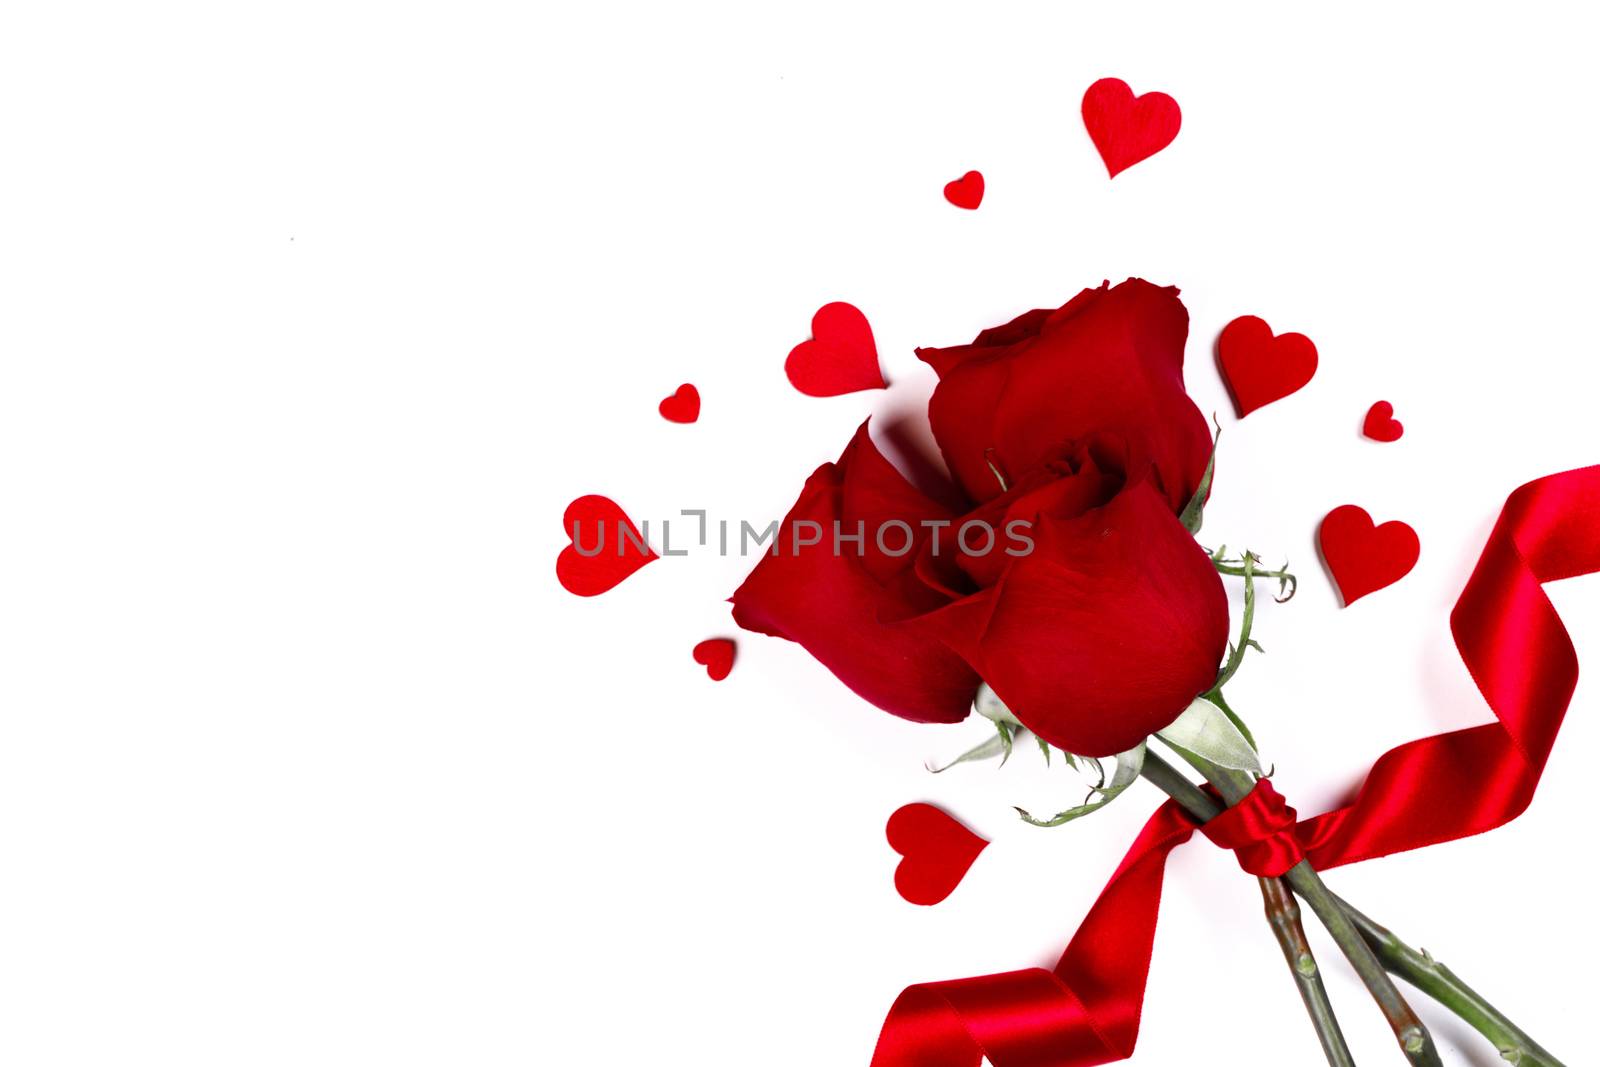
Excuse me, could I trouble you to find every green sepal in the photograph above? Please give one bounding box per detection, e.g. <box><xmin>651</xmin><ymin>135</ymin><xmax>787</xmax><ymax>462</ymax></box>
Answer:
<box><xmin>929</xmin><ymin>720</ymin><xmax>1015</xmax><ymax>773</ymax></box>
<box><xmin>1158</xmin><ymin>697</ymin><xmax>1262</xmax><ymax>773</ymax></box>
<box><xmin>1015</xmin><ymin>744</ymin><xmax>1146</xmax><ymax>827</ymax></box>
<box><xmin>1209</xmin><ymin>690</ymin><xmax>1258</xmax><ymax>753</ymax></box>
<box><xmin>1179</xmin><ymin>417</ymin><xmax>1221</xmax><ymax>535</ymax></box>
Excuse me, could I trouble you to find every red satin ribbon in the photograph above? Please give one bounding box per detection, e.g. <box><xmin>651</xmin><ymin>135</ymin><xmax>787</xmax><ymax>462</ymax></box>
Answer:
<box><xmin>1198</xmin><ymin>779</ymin><xmax>1303</xmax><ymax>877</ymax></box>
<box><xmin>871</xmin><ymin>465</ymin><xmax>1600</xmax><ymax>1067</ymax></box>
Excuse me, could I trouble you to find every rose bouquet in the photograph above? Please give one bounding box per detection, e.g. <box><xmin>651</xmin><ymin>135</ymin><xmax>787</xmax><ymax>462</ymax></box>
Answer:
<box><xmin>731</xmin><ymin>279</ymin><xmax>1585</xmax><ymax>1066</ymax></box>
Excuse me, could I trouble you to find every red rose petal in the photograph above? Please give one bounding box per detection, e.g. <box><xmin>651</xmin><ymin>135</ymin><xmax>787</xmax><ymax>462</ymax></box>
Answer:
<box><xmin>1081</xmin><ymin>77</ymin><xmax>1181</xmax><ymax>178</ymax></box>
<box><xmin>729</xmin><ymin>422</ymin><xmax>979</xmax><ymax>725</ymax></box>
<box><xmin>659</xmin><ymin>383</ymin><xmax>700</xmax><ymax>423</ymax></box>
<box><xmin>556</xmin><ymin>495</ymin><xmax>656</xmax><ymax>597</ymax></box>
<box><xmin>692</xmin><ymin>637</ymin><xmax>736</xmax><ymax>681</ymax></box>
<box><xmin>917</xmin><ymin>480</ymin><xmax>1228</xmax><ymax>756</ymax></box>
<box><xmin>1318</xmin><ymin>504</ymin><xmax>1419</xmax><ymax>605</ymax></box>
<box><xmin>916</xmin><ymin>279</ymin><xmax>1211</xmax><ymax>514</ymax></box>
<box><xmin>785</xmin><ymin>302</ymin><xmax>887</xmax><ymax>397</ymax></box>
<box><xmin>886</xmin><ymin>803</ymin><xmax>988</xmax><ymax>906</ymax></box>
<box><xmin>1363</xmin><ymin>400</ymin><xmax>1404</xmax><ymax>442</ymax></box>
<box><xmin>943</xmin><ymin>170</ymin><xmax>984</xmax><ymax>210</ymax></box>
<box><xmin>1217</xmin><ymin>315</ymin><xmax>1318</xmax><ymax>416</ymax></box>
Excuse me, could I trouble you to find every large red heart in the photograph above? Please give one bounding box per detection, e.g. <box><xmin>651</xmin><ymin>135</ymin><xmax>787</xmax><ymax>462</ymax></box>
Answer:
<box><xmin>556</xmin><ymin>495</ymin><xmax>656</xmax><ymax>597</ymax></box>
<box><xmin>659</xmin><ymin>383</ymin><xmax>700</xmax><ymax>424</ymax></box>
<box><xmin>692</xmin><ymin>638</ymin><xmax>736</xmax><ymax>681</ymax></box>
<box><xmin>785</xmin><ymin>302</ymin><xmax>886</xmax><ymax>397</ymax></box>
<box><xmin>1218</xmin><ymin>315</ymin><xmax>1319</xmax><ymax>416</ymax></box>
<box><xmin>885</xmin><ymin>803</ymin><xmax>988</xmax><ymax>906</ymax></box>
<box><xmin>1363</xmin><ymin>400</ymin><xmax>1404</xmax><ymax>442</ymax></box>
<box><xmin>943</xmin><ymin>170</ymin><xmax>984</xmax><ymax>210</ymax></box>
<box><xmin>1318</xmin><ymin>505</ymin><xmax>1419</xmax><ymax>606</ymax></box>
<box><xmin>1081</xmin><ymin>77</ymin><xmax>1181</xmax><ymax>178</ymax></box>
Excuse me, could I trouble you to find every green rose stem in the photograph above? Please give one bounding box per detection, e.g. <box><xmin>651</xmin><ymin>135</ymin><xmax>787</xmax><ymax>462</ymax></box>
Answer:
<box><xmin>1163</xmin><ymin>744</ymin><xmax>1444</xmax><ymax>1067</ymax></box>
<box><xmin>1258</xmin><ymin>876</ymin><xmax>1357</xmax><ymax>1066</ymax></box>
<box><xmin>1140</xmin><ymin>751</ymin><xmax>1354</xmax><ymax>1067</ymax></box>
<box><xmin>1334</xmin><ymin>895</ymin><xmax>1566</xmax><ymax>1067</ymax></box>
<box><xmin>1140</xmin><ymin>748</ymin><xmax>1566</xmax><ymax>1067</ymax></box>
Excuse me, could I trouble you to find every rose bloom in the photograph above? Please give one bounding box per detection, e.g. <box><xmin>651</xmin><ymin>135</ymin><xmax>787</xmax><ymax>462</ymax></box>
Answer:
<box><xmin>732</xmin><ymin>279</ymin><xmax>1229</xmax><ymax>756</ymax></box>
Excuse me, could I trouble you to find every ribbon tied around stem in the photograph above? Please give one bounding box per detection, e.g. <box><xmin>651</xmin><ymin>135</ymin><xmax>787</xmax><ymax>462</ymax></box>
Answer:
<box><xmin>1196</xmin><ymin>779</ymin><xmax>1304</xmax><ymax>878</ymax></box>
<box><xmin>871</xmin><ymin>463</ymin><xmax>1600</xmax><ymax>1067</ymax></box>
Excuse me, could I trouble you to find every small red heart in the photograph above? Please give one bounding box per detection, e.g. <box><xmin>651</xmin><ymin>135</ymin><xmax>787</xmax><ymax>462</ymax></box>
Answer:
<box><xmin>659</xmin><ymin>383</ymin><xmax>700</xmax><ymax>423</ymax></box>
<box><xmin>1081</xmin><ymin>77</ymin><xmax>1181</xmax><ymax>178</ymax></box>
<box><xmin>943</xmin><ymin>170</ymin><xmax>984</xmax><ymax>210</ymax></box>
<box><xmin>785</xmin><ymin>302</ymin><xmax>886</xmax><ymax>398</ymax></box>
<box><xmin>1363</xmin><ymin>400</ymin><xmax>1404</xmax><ymax>442</ymax></box>
<box><xmin>692</xmin><ymin>638</ymin><xmax>736</xmax><ymax>681</ymax></box>
<box><xmin>1318</xmin><ymin>505</ymin><xmax>1419</xmax><ymax>606</ymax></box>
<box><xmin>886</xmin><ymin>803</ymin><xmax>988</xmax><ymax>906</ymax></box>
<box><xmin>556</xmin><ymin>495</ymin><xmax>656</xmax><ymax>597</ymax></box>
<box><xmin>1218</xmin><ymin>315</ymin><xmax>1319</xmax><ymax>416</ymax></box>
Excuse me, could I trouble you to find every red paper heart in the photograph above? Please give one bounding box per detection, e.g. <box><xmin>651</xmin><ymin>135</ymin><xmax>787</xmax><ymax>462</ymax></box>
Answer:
<box><xmin>886</xmin><ymin>803</ymin><xmax>988</xmax><ymax>906</ymax></box>
<box><xmin>1218</xmin><ymin>315</ymin><xmax>1319</xmax><ymax>416</ymax></box>
<box><xmin>1081</xmin><ymin>77</ymin><xmax>1181</xmax><ymax>178</ymax></box>
<box><xmin>943</xmin><ymin>170</ymin><xmax>985</xmax><ymax>210</ymax></box>
<box><xmin>556</xmin><ymin>495</ymin><xmax>656</xmax><ymax>597</ymax></box>
<box><xmin>1318</xmin><ymin>505</ymin><xmax>1419</xmax><ymax>606</ymax></box>
<box><xmin>692</xmin><ymin>638</ymin><xmax>736</xmax><ymax>681</ymax></box>
<box><xmin>1363</xmin><ymin>400</ymin><xmax>1404</xmax><ymax>442</ymax></box>
<box><xmin>659</xmin><ymin>383</ymin><xmax>700</xmax><ymax>423</ymax></box>
<box><xmin>785</xmin><ymin>302</ymin><xmax>886</xmax><ymax>397</ymax></box>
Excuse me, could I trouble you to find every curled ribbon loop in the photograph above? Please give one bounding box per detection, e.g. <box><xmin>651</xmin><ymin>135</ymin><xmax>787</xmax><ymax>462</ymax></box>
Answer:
<box><xmin>1197</xmin><ymin>779</ymin><xmax>1304</xmax><ymax>878</ymax></box>
<box><xmin>872</xmin><ymin>464</ymin><xmax>1600</xmax><ymax>1067</ymax></box>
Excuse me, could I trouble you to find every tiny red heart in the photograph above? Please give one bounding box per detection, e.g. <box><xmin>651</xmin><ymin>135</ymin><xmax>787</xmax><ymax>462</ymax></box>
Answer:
<box><xmin>785</xmin><ymin>302</ymin><xmax>886</xmax><ymax>398</ymax></box>
<box><xmin>556</xmin><ymin>495</ymin><xmax>656</xmax><ymax>597</ymax></box>
<box><xmin>943</xmin><ymin>170</ymin><xmax>984</xmax><ymax>210</ymax></box>
<box><xmin>1218</xmin><ymin>315</ymin><xmax>1319</xmax><ymax>416</ymax></box>
<box><xmin>659</xmin><ymin>383</ymin><xmax>700</xmax><ymax>423</ymax></box>
<box><xmin>692</xmin><ymin>638</ymin><xmax>736</xmax><ymax>681</ymax></box>
<box><xmin>885</xmin><ymin>803</ymin><xmax>988</xmax><ymax>906</ymax></box>
<box><xmin>1363</xmin><ymin>400</ymin><xmax>1404</xmax><ymax>442</ymax></box>
<box><xmin>1081</xmin><ymin>77</ymin><xmax>1181</xmax><ymax>178</ymax></box>
<box><xmin>1318</xmin><ymin>505</ymin><xmax>1419</xmax><ymax>606</ymax></box>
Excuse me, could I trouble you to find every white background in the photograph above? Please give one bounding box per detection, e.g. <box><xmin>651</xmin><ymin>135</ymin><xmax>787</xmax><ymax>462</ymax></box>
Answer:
<box><xmin>3</xmin><ymin>2</ymin><xmax>1599</xmax><ymax>1064</ymax></box>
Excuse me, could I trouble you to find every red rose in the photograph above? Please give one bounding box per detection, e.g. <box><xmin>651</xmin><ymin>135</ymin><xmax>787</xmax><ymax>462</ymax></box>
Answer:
<box><xmin>917</xmin><ymin>278</ymin><xmax>1213</xmax><ymax>513</ymax></box>
<box><xmin>915</xmin><ymin>442</ymin><xmax>1229</xmax><ymax>755</ymax></box>
<box><xmin>730</xmin><ymin>423</ymin><xmax>982</xmax><ymax>724</ymax></box>
<box><xmin>733</xmin><ymin>279</ymin><xmax>1229</xmax><ymax>755</ymax></box>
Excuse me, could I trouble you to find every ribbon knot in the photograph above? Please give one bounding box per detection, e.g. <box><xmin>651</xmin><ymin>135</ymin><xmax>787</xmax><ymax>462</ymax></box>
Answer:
<box><xmin>1196</xmin><ymin>778</ymin><xmax>1305</xmax><ymax>878</ymax></box>
<box><xmin>871</xmin><ymin>465</ymin><xmax>1600</xmax><ymax>1067</ymax></box>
